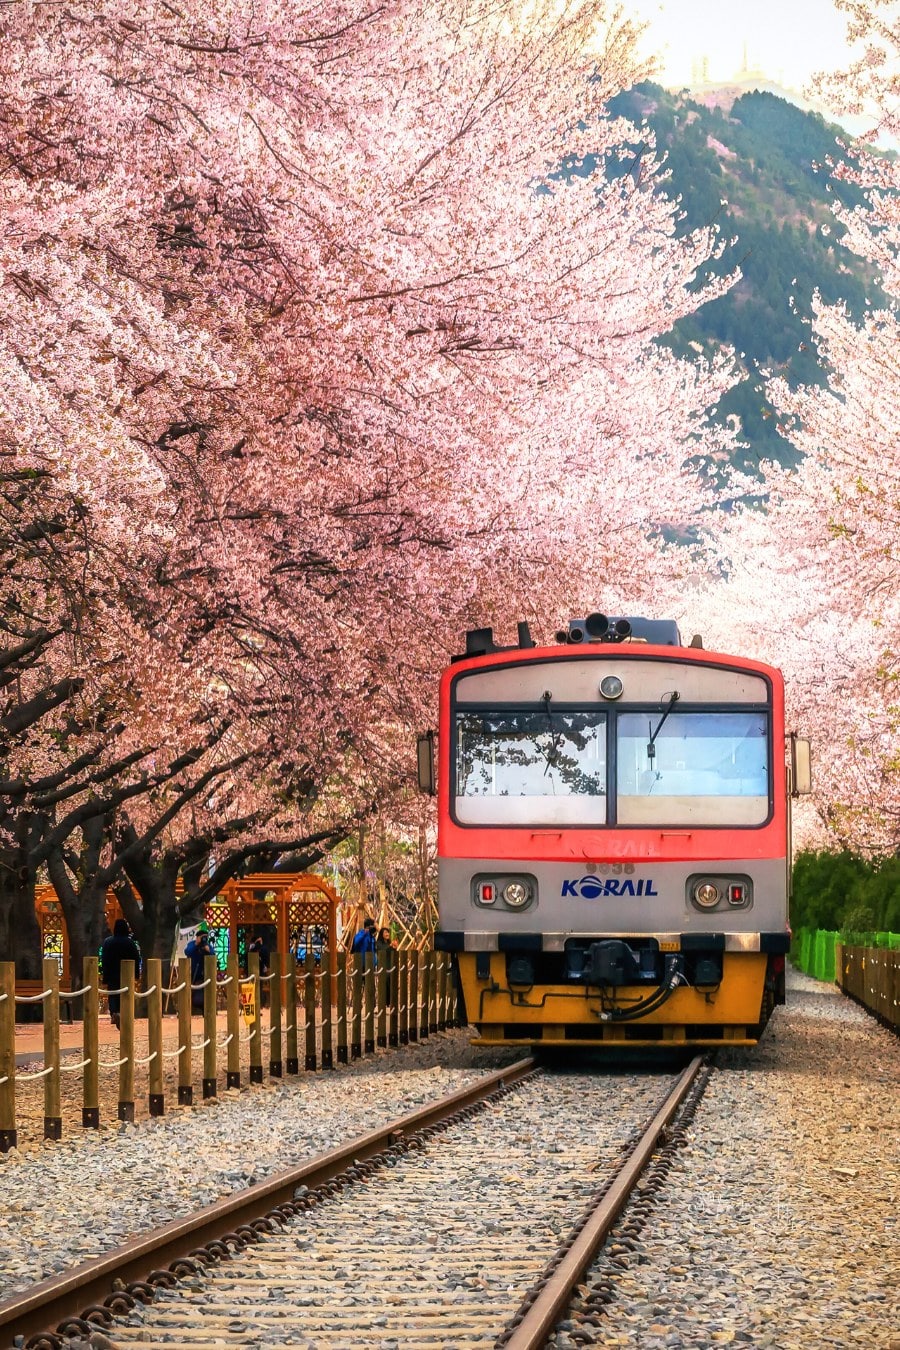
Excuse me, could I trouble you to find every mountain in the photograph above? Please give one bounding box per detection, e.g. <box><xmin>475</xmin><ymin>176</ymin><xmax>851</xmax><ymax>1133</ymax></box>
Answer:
<box><xmin>599</xmin><ymin>84</ymin><xmax>886</xmax><ymax>470</ymax></box>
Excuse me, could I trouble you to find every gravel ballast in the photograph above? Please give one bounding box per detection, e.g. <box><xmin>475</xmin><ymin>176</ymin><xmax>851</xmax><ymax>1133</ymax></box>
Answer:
<box><xmin>558</xmin><ymin>968</ymin><xmax>900</xmax><ymax>1350</ymax></box>
<box><xmin>3</xmin><ymin>971</ymin><xmax>898</xmax><ymax>1350</ymax></box>
<box><xmin>0</xmin><ymin>1031</ymin><xmax>518</xmax><ymax>1299</ymax></box>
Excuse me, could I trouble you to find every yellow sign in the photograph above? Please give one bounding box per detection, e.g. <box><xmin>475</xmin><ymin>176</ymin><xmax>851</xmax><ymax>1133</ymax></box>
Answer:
<box><xmin>239</xmin><ymin>980</ymin><xmax>257</xmax><ymax>1025</ymax></box>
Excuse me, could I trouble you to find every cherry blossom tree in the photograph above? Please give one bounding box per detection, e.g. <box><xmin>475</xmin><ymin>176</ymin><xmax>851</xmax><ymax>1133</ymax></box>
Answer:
<box><xmin>743</xmin><ymin>0</ymin><xmax>900</xmax><ymax>855</ymax></box>
<box><xmin>0</xmin><ymin>0</ymin><xmax>741</xmax><ymax>974</ymax></box>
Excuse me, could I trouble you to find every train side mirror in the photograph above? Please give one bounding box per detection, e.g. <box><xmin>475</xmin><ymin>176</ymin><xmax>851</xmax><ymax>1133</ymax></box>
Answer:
<box><xmin>790</xmin><ymin>735</ymin><xmax>812</xmax><ymax>796</ymax></box>
<box><xmin>416</xmin><ymin>731</ymin><xmax>436</xmax><ymax>795</ymax></box>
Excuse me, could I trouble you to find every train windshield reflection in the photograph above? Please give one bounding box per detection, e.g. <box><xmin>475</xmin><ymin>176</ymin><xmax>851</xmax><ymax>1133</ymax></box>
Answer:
<box><xmin>454</xmin><ymin>710</ymin><xmax>607</xmax><ymax>824</ymax></box>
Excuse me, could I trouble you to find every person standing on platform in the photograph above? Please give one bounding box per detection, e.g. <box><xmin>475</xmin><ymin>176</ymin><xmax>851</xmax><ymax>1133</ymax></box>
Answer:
<box><xmin>351</xmin><ymin>917</ymin><xmax>377</xmax><ymax>958</ymax></box>
<box><xmin>185</xmin><ymin>924</ymin><xmax>214</xmax><ymax>1010</ymax></box>
<box><xmin>100</xmin><ymin>919</ymin><xmax>142</xmax><ymax>1029</ymax></box>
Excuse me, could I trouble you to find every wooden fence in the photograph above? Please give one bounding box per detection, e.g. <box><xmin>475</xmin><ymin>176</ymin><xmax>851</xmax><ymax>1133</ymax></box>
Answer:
<box><xmin>0</xmin><ymin>949</ymin><xmax>458</xmax><ymax>1152</ymax></box>
<box><xmin>836</xmin><ymin>944</ymin><xmax>900</xmax><ymax>1033</ymax></box>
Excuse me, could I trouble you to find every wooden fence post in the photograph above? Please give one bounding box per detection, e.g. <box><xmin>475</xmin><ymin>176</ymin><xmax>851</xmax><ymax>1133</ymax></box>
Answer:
<box><xmin>285</xmin><ymin>954</ymin><xmax>299</xmax><ymax>1075</ymax></box>
<box><xmin>336</xmin><ymin>952</ymin><xmax>348</xmax><ymax>1065</ymax></box>
<box><xmin>399</xmin><ymin>951</ymin><xmax>410</xmax><ymax>1046</ymax></box>
<box><xmin>269</xmin><ymin>951</ymin><xmax>283</xmax><ymax>1079</ymax></box>
<box><xmin>320</xmin><ymin>952</ymin><xmax>333</xmax><ymax>1070</ymax></box>
<box><xmin>408</xmin><ymin>950</ymin><xmax>419</xmax><ymax>1044</ymax></box>
<box><xmin>82</xmin><ymin>956</ymin><xmax>100</xmax><ymax>1129</ymax></box>
<box><xmin>376</xmin><ymin>960</ymin><xmax>387</xmax><ymax>1050</ymax></box>
<box><xmin>202</xmin><ymin>953</ymin><xmax>217</xmax><ymax>1099</ymax></box>
<box><xmin>350</xmin><ymin>953</ymin><xmax>363</xmax><ymax>1059</ymax></box>
<box><xmin>388</xmin><ymin>951</ymin><xmax>400</xmax><ymax>1048</ymax></box>
<box><xmin>42</xmin><ymin>958</ymin><xmax>62</xmax><ymax>1141</ymax></box>
<box><xmin>431</xmin><ymin>950</ymin><xmax>442</xmax><ymax>1031</ymax></box>
<box><xmin>437</xmin><ymin>954</ymin><xmax>448</xmax><ymax>1031</ymax></box>
<box><xmin>419</xmin><ymin>952</ymin><xmax>429</xmax><ymax>1041</ymax></box>
<box><xmin>118</xmin><ymin>960</ymin><xmax>135</xmax><ymax>1123</ymax></box>
<box><xmin>304</xmin><ymin>952</ymin><xmax>317</xmax><ymax>1071</ymax></box>
<box><xmin>177</xmin><ymin>956</ymin><xmax>193</xmax><ymax>1105</ymax></box>
<box><xmin>146</xmin><ymin>957</ymin><xmax>164</xmax><ymax>1117</ymax></box>
<box><xmin>226</xmin><ymin>954</ymin><xmax>241</xmax><ymax>1089</ymax></box>
<box><xmin>248</xmin><ymin>952</ymin><xmax>263</xmax><ymax>1084</ymax></box>
<box><xmin>0</xmin><ymin>962</ymin><xmax>15</xmax><ymax>1152</ymax></box>
<box><xmin>364</xmin><ymin>953</ymin><xmax>376</xmax><ymax>1055</ymax></box>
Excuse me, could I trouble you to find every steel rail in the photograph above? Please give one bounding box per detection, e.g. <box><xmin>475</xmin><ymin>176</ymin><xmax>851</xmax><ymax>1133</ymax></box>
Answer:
<box><xmin>0</xmin><ymin>1055</ymin><xmax>538</xmax><ymax>1349</ymax></box>
<box><xmin>501</xmin><ymin>1053</ymin><xmax>705</xmax><ymax>1350</ymax></box>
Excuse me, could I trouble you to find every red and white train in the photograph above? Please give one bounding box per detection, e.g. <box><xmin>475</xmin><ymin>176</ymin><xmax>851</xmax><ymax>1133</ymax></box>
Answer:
<box><xmin>420</xmin><ymin>614</ymin><xmax>811</xmax><ymax>1047</ymax></box>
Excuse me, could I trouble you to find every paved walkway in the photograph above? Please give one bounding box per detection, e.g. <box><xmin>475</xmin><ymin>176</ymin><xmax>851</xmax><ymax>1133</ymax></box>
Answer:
<box><xmin>13</xmin><ymin>1010</ymin><xmax>235</xmax><ymax>1067</ymax></box>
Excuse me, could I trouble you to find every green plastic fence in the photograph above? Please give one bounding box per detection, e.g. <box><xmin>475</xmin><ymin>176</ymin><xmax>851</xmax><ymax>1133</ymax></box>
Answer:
<box><xmin>793</xmin><ymin>927</ymin><xmax>900</xmax><ymax>981</ymax></box>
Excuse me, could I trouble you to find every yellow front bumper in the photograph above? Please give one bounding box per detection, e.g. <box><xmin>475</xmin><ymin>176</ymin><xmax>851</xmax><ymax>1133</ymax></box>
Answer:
<box><xmin>459</xmin><ymin>951</ymin><xmax>770</xmax><ymax>1047</ymax></box>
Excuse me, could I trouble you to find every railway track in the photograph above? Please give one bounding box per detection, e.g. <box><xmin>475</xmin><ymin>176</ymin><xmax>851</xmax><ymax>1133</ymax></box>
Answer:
<box><xmin>1</xmin><ymin>1055</ymin><xmax>708</xmax><ymax>1350</ymax></box>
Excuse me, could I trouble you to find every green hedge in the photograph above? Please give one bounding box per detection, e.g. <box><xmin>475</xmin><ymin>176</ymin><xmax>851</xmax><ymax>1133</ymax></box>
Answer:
<box><xmin>792</xmin><ymin>927</ymin><xmax>900</xmax><ymax>982</ymax></box>
<box><xmin>794</xmin><ymin>929</ymin><xmax>839</xmax><ymax>982</ymax></box>
<box><xmin>791</xmin><ymin>849</ymin><xmax>900</xmax><ymax>934</ymax></box>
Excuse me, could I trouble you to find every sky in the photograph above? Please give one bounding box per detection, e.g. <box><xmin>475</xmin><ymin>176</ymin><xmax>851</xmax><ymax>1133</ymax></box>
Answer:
<box><xmin>625</xmin><ymin>0</ymin><xmax>856</xmax><ymax>93</ymax></box>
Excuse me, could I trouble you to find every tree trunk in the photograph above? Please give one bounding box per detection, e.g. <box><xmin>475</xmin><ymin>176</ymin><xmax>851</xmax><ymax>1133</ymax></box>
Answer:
<box><xmin>0</xmin><ymin>854</ymin><xmax>40</xmax><ymax>974</ymax></box>
<box><xmin>0</xmin><ymin>811</ymin><xmax>42</xmax><ymax>978</ymax></box>
<box><xmin>46</xmin><ymin>831</ymin><xmax>109</xmax><ymax>1016</ymax></box>
<box><xmin>119</xmin><ymin>848</ymin><xmax>182</xmax><ymax>975</ymax></box>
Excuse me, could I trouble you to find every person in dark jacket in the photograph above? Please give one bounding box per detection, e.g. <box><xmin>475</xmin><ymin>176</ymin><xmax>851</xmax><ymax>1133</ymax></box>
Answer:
<box><xmin>100</xmin><ymin>919</ymin><xmax>142</xmax><ymax>1029</ymax></box>
<box><xmin>185</xmin><ymin>924</ymin><xmax>214</xmax><ymax>1010</ymax></box>
<box><xmin>247</xmin><ymin>934</ymin><xmax>270</xmax><ymax>975</ymax></box>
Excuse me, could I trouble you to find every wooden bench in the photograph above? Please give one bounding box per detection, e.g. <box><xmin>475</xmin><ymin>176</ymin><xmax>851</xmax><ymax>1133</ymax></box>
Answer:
<box><xmin>14</xmin><ymin>978</ymin><xmax>75</xmax><ymax>1024</ymax></box>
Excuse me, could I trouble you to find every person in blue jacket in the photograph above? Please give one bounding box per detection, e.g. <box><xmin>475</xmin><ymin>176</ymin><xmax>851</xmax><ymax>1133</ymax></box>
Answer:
<box><xmin>185</xmin><ymin>924</ymin><xmax>214</xmax><ymax>1009</ymax></box>
<box><xmin>351</xmin><ymin>917</ymin><xmax>377</xmax><ymax>957</ymax></box>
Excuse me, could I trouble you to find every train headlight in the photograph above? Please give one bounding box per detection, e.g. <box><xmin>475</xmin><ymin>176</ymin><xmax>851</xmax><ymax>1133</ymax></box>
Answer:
<box><xmin>503</xmin><ymin>881</ymin><xmax>530</xmax><ymax>908</ymax></box>
<box><xmin>599</xmin><ymin>675</ymin><xmax>624</xmax><ymax>700</ymax></box>
<box><xmin>693</xmin><ymin>882</ymin><xmax>719</xmax><ymax>909</ymax></box>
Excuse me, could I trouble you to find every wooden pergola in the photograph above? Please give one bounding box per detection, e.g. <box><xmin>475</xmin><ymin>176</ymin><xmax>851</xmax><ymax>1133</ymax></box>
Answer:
<box><xmin>36</xmin><ymin>873</ymin><xmax>341</xmax><ymax>976</ymax></box>
<box><xmin>203</xmin><ymin>872</ymin><xmax>340</xmax><ymax>964</ymax></box>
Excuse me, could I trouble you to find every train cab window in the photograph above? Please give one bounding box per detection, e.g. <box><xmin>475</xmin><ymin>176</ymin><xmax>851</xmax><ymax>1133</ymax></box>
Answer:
<box><xmin>616</xmin><ymin>711</ymin><xmax>769</xmax><ymax>826</ymax></box>
<box><xmin>454</xmin><ymin>710</ymin><xmax>607</xmax><ymax>824</ymax></box>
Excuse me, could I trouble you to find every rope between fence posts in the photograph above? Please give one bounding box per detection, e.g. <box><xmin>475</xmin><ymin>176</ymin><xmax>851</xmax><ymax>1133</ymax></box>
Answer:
<box><xmin>14</xmin><ymin>988</ymin><xmax>51</xmax><ymax>1003</ymax></box>
<box><xmin>101</xmin><ymin>986</ymin><xmax>128</xmax><ymax>997</ymax></box>
<box><xmin>134</xmin><ymin>985</ymin><xmax>158</xmax><ymax>1000</ymax></box>
<box><xmin>15</xmin><ymin>1064</ymin><xmax>55</xmax><ymax>1080</ymax></box>
<box><xmin>60</xmin><ymin>984</ymin><xmax>92</xmax><ymax>999</ymax></box>
<box><xmin>134</xmin><ymin>1050</ymin><xmax>158</xmax><ymax>1065</ymax></box>
<box><xmin>218</xmin><ymin>975</ymin><xmax>234</xmax><ymax>986</ymax></box>
<box><xmin>217</xmin><ymin>1033</ymin><xmax>234</xmax><ymax>1048</ymax></box>
<box><xmin>190</xmin><ymin>1037</ymin><xmax>211</xmax><ymax>1050</ymax></box>
<box><xmin>97</xmin><ymin>1056</ymin><xmax>129</xmax><ymax>1069</ymax></box>
<box><xmin>239</xmin><ymin>1028</ymin><xmax>258</xmax><ymax>1043</ymax></box>
<box><xmin>0</xmin><ymin>1074</ymin><xmax>7</xmax><ymax>1084</ymax></box>
<box><xmin>59</xmin><ymin>1057</ymin><xmax>91</xmax><ymax>1073</ymax></box>
<box><xmin>190</xmin><ymin>978</ymin><xmax>212</xmax><ymax>990</ymax></box>
<box><xmin>0</xmin><ymin>993</ymin><xmax>6</xmax><ymax>1002</ymax></box>
<box><xmin>161</xmin><ymin>1045</ymin><xmax>187</xmax><ymax>1059</ymax></box>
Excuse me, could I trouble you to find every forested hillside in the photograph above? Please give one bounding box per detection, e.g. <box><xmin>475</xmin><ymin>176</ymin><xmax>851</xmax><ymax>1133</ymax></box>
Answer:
<box><xmin>606</xmin><ymin>84</ymin><xmax>887</xmax><ymax>468</ymax></box>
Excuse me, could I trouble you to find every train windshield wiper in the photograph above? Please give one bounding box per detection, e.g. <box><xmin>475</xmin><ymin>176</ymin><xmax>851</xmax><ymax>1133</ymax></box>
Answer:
<box><xmin>541</xmin><ymin>690</ymin><xmax>562</xmax><ymax>779</ymax></box>
<box><xmin>647</xmin><ymin>690</ymin><xmax>680</xmax><ymax>766</ymax></box>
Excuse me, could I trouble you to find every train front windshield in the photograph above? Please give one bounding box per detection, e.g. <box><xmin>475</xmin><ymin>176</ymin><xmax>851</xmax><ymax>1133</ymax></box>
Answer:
<box><xmin>454</xmin><ymin>707</ymin><xmax>769</xmax><ymax>827</ymax></box>
<box><xmin>455</xmin><ymin>711</ymin><xmax>607</xmax><ymax>825</ymax></box>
